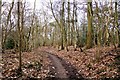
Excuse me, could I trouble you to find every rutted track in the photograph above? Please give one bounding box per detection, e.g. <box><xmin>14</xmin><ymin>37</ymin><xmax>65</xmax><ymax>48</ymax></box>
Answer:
<box><xmin>43</xmin><ymin>51</ymin><xmax>85</xmax><ymax>80</ymax></box>
<box><xmin>48</xmin><ymin>53</ymin><xmax>68</xmax><ymax>78</ymax></box>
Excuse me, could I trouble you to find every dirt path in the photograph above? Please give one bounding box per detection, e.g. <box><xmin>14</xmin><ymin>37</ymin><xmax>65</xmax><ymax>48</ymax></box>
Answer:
<box><xmin>48</xmin><ymin>53</ymin><xmax>68</xmax><ymax>78</ymax></box>
<box><xmin>43</xmin><ymin>51</ymin><xmax>85</xmax><ymax>79</ymax></box>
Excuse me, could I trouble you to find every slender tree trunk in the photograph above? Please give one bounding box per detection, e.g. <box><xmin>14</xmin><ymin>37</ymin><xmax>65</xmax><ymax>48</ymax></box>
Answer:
<box><xmin>61</xmin><ymin>0</ymin><xmax>65</xmax><ymax>50</ymax></box>
<box><xmin>115</xmin><ymin>2</ymin><xmax>120</xmax><ymax>47</ymax></box>
<box><xmin>86</xmin><ymin>1</ymin><xmax>93</xmax><ymax>49</ymax></box>
<box><xmin>50</xmin><ymin>0</ymin><xmax>64</xmax><ymax>50</ymax></box>
<box><xmin>74</xmin><ymin>0</ymin><xmax>78</xmax><ymax>51</ymax></box>
<box><xmin>0</xmin><ymin>0</ymin><xmax>1</xmax><ymax>49</ymax></box>
<box><xmin>21</xmin><ymin>2</ymin><xmax>25</xmax><ymax>51</ymax></box>
<box><xmin>67</xmin><ymin>0</ymin><xmax>70</xmax><ymax>46</ymax></box>
<box><xmin>1</xmin><ymin>26</ymin><xmax>5</xmax><ymax>53</ymax></box>
<box><xmin>44</xmin><ymin>25</ymin><xmax>47</xmax><ymax>46</ymax></box>
<box><xmin>62</xmin><ymin>1</ymin><xmax>68</xmax><ymax>51</ymax></box>
<box><xmin>71</xmin><ymin>0</ymin><xmax>75</xmax><ymax>46</ymax></box>
<box><xmin>104</xmin><ymin>22</ymin><xmax>109</xmax><ymax>46</ymax></box>
<box><xmin>17</xmin><ymin>0</ymin><xmax>22</xmax><ymax>73</ymax></box>
<box><xmin>95</xmin><ymin>2</ymin><xmax>101</xmax><ymax>47</ymax></box>
<box><xmin>1</xmin><ymin>0</ymin><xmax>14</xmax><ymax>53</ymax></box>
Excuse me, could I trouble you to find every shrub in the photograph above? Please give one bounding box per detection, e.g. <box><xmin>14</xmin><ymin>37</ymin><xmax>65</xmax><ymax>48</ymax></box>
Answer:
<box><xmin>5</xmin><ymin>37</ymin><xmax>15</xmax><ymax>49</ymax></box>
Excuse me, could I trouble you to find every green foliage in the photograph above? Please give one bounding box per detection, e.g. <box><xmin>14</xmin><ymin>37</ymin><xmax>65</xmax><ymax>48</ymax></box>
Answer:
<box><xmin>76</xmin><ymin>35</ymin><xmax>86</xmax><ymax>47</ymax></box>
<box><xmin>5</xmin><ymin>37</ymin><xmax>15</xmax><ymax>49</ymax></box>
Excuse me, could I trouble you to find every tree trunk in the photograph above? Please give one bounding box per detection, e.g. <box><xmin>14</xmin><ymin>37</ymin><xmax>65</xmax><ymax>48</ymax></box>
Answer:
<box><xmin>0</xmin><ymin>0</ymin><xmax>1</xmax><ymax>52</ymax></box>
<box><xmin>67</xmin><ymin>0</ymin><xmax>70</xmax><ymax>46</ymax></box>
<box><xmin>95</xmin><ymin>2</ymin><xmax>101</xmax><ymax>47</ymax></box>
<box><xmin>115</xmin><ymin>2</ymin><xmax>120</xmax><ymax>47</ymax></box>
<box><xmin>61</xmin><ymin>0</ymin><xmax>65</xmax><ymax>50</ymax></box>
<box><xmin>21</xmin><ymin>2</ymin><xmax>25</xmax><ymax>51</ymax></box>
<box><xmin>1</xmin><ymin>0</ymin><xmax>14</xmax><ymax>53</ymax></box>
<box><xmin>71</xmin><ymin>0</ymin><xmax>75</xmax><ymax>46</ymax></box>
<box><xmin>50</xmin><ymin>0</ymin><xmax>64</xmax><ymax>50</ymax></box>
<box><xmin>74</xmin><ymin>0</ymin><xmax>78</xmax><ymax>51</ymax></box>
<box><xmin>86</xmin><ymin>1</ymin><xmax>93</xmax><ymax>49</ymax></box>
<box><xmin>17</xmin><ymin>0</ymin><xmax>22</xmax><ymax>73</ymax></box>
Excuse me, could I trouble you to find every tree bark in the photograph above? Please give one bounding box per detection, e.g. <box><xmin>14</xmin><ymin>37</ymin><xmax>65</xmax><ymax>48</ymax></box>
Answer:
<box><xmin>67</xmin><ymin>0</ymin><xmax>70</xmax><ymax>46</ymax></box>
<box><xmin>17</xmin><ymin>0</ymin><xmax>22</xmax><ymax>73</ymax></box>
<box><xmin>0</xmin><ymin>0</ymin><xmax>2</xmax><ymax>52</ymax></box>
<box><xmin>115</xmin><ymin>2</ymin><xmax>120</xmax><ymax>47</ymax></box>
<box><xmin>95</xmin><ymin>2</ymin><xmax>102</xmax><ymax>47</ymax></box>
<box><xmin>61</xmin><ymin>0</ymin><xmax>65</xmax><ymax>50</ymax></box>
<box><xmin>86</xmin><ymin>1</ymin><xmax>93</xmax><ymax>49</ymax></box>
<box><xmin>50</xmin><ymin>0</ymin><xmax>65</xmax><ymax>50</ymax></box>
<box><xmin>1</xmin><ymin>0</ymin><xmax>14</xmax><ymax>53</ymax></box>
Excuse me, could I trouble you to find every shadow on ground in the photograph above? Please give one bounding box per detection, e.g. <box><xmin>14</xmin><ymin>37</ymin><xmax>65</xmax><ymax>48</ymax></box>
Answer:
<box><xmin>46</xmin><ymin>52</ymin><xmax>86</xmax><ymax>80</ymax></box>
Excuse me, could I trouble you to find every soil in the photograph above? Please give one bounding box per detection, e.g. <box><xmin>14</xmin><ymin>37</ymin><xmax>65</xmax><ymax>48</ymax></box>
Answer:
<box><xmin>44</xmin><ymin>51</ymin><xmax>85</xmax><ymax>80</ymax></box>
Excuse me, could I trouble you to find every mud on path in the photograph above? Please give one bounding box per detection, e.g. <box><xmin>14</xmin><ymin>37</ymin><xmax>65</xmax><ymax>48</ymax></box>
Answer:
<box><xmin>48</xmin><ymin>53</ymin><xmax>68</xmax><ymax>78</ymax></box>
<box><xmin>43</xmin><ymin>51</ymin><xmax>85</xmax><ymax>80</ymax></box>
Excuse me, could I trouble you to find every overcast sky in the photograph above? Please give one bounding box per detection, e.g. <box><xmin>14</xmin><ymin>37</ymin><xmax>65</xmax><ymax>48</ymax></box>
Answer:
<box><xmin>2</xmin><ymin>0</ymin><xmax>118</xmax><ymax>9</ymax></box>
<box><xmin>2</xmin><ymin>0</ymin><xmax>119</xmax><ymax>25</ymax></box>
<box><xmin>2</xmin><ymin>0</ymin><xmax>42</xmax><ymax>10</ymax></box>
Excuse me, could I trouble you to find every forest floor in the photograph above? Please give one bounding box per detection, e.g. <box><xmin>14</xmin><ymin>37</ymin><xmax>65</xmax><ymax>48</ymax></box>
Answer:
<box><xmin>1</xmin><ymin>46</ymin><xmax>120</xmax><ymax>79</ymax></box>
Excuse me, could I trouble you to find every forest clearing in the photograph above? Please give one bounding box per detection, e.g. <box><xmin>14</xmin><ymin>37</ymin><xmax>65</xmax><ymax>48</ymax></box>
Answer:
<box><xmin>0</xmin><ymin>0</ymin><xmax>120</xmax><ymax>79</ymax></box>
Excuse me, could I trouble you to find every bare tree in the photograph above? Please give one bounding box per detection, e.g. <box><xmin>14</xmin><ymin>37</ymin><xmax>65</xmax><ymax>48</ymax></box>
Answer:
<box><xmin>17</xmin><ymin>0</ymin><xmax>22</xmax><ymax>73</ymax></box>
<box><xmin>86</xmin><ymin>0</ymin><xmax>93</xmax><ymax>49</ymax></box>
<box><xmin>0</xmin><ymin>0</ymin><xmax>1</xmax><ymax>27</ymax></box>
<box><xmin>50</xmin><ymin>0</ymin><xmax>64</xmax><ymax>50</ymax></box>
<box><xmin>1</xmin><ymin>0</ymin><xmax>14</xmax><ymax>53</ymax></box>
<box><xmin>115</xmin><ymin>1</ymin><xmax>120</xmax><ymax>47</ymax></box>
